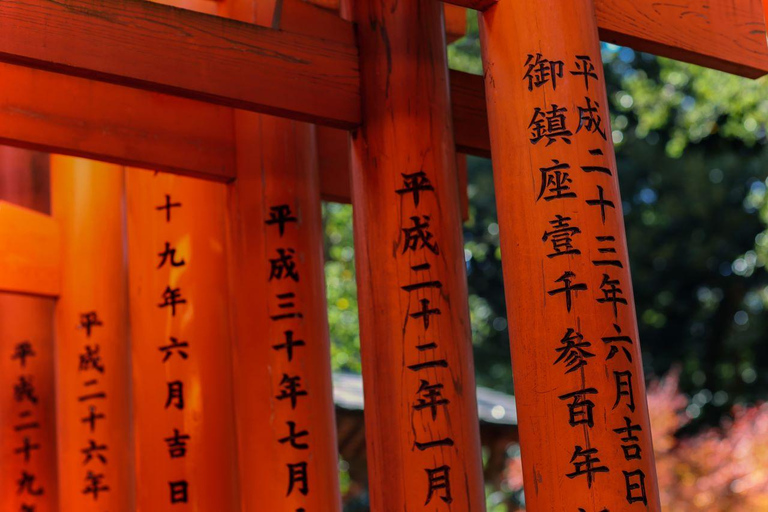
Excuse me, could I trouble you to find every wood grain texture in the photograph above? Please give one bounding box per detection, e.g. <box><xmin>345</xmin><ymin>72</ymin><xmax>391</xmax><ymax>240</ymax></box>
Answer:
<box><xmin>596</xmin><ymin>0</ymin><xmax>768</xmax><ymax>78</ymax></box>
<box><xmin>346</xmin><ymin>0</ymin><xmax>486</xmax><ymax>509</ymax></box>
<box><xmin>0</xmin><ymin>60</ymin><xmax>482</xmax><ymax>199</ymax></box>
<box><xmin>0</xmin><ymin>202</ymin><xmax>60</xmax><ymax>297</ymax></box>
<box><xmin>316</xmin><ymin>126</ymin><xmax>352</xmax><ymax>203</ymax></box>
<box><xmin>220</xmin><ymin>0</ymin><xmax>343</xmax><ymax>507</ymax></box>
<box><xmin>0</xmin><ymin>0</ymin><xmax>762</xmax><ymax>147</ymax></box>
<box><xmin>0</xmin><ymin>62</ymin><xmax>235</xmax><ymax>182</ymax></box>
<box><xmin>479</xmin><ymin>0</ymin><xmax>661</xmax><ymax>508</ymax></box>
<box><xmin>126</xmin><ymin>169</ymin><xmax>239</xmax><ymax>510</ymax></box>
<box><xmin>0</xmin><ymin>0</ymin><xmax>360</xmax><ymax>127</ymax></box>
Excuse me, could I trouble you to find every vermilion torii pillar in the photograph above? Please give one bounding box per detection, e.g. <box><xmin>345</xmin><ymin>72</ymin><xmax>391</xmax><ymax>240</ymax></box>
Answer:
<box><xmin>219</xmin><ymin>0</ymin><xmax>342</xmax><ymax>507</ymax></box>
<box><xmin>226</xmin><ymin>113</ymin><xmax>342</xmax><ymax>512</ymax></box>
<box><xmin>51</xmin><ymin>156</ymin><xmax>135</xmax><ymax>510</ymax></box>
<box><xmin>346</xmin><ymin>0</ymin><xmax>486</xmax><ymax>509</ymax></box>
<box><xmin>126</xmin><ymin>169</ymin><xmax>239</xmax><ymax>510</ymax></box>
<box><xmin>479</xmin><ymin>1</ymin><xmax>661</xmax><ymax>510</ymax></box>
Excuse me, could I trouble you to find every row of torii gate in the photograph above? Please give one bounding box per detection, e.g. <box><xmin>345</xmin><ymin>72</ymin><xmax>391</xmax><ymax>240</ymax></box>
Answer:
<box><xmin>1</xmin><ymin>0</ymin><xmax>767</xmax><ymax>510</ymax></box>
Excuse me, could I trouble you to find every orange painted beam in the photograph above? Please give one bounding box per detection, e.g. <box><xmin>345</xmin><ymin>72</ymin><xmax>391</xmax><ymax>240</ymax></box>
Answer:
<box><xmin>443</xmin><ymin>0</ymin><xmax>497</xmax><ymax>11</ymax></box>
<box><xmin>126</xmin><ymin>169</ymin><xmax>239</xmax><ymax>509</ymax></box>
<box><xmin>0</xmin><ymin>294</ymin><xmax>58</xmax><ymax>512</ymax></box>
<box><xmin>0</xmin><ymin>58</ymin><xmax>485</xmax><ymax>185</ymax></box>
<box><xmin>451</xmin><ymin>71</ymin><xmax>491</xmax><ymax>157</ymax></box>
<box><xmin>0</xmin><ymin>0</ymin><xmax>762</xmax><ymax>145</ymax></box>
<box><xmin>316</xmin><ymin>126</ymin><xmax>352</xmax><ymax>204</ymax></box>
<box><xmin>345</xmin><ymin>0</ymin><xmax>486</xmax><ymax>509</ymax></box>
<box><xmin>479</xmin><ymin>1</ymin><xmax>660</xmax><ymax>509</ymax></box>
<box><xmin>596</xmin><ymin>0</ymin><xmax>768</xmax><ymax>79</ymax></box>
<box><xmin>0</xmin><ymin>62</ymin><xmax>235</xmax><ymax>182</ymax></box>
<box><xmin>51</xmin><ymin>156</ymin><xmax>135</xmax><ymax>510</ymax></box>
<box><xmin>0</xmin><ymin>202</ymin><xmax>59</xmax><ymax>297</ymax></box>
<box><xmin>0</xmin><ymin>0</ymin><xmax>359</xmax><ymax>128</ymax></box>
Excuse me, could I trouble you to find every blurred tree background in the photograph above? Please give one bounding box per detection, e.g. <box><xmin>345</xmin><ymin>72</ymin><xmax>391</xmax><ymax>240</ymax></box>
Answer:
<box><xmin>323</xmin><ymin>10</ymin><xmax>768</xmax><ymax>437</ymax></box>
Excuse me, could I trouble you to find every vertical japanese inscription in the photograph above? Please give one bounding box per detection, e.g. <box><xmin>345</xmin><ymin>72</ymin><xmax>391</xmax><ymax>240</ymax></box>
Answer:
<box><xmin>76</xmin><ymin>313</ymin><xmax>111</xmax><ymax>502</ymax></box>
<box><xmin>9</xmin><ymin>338</ymin><xmax>46</xmax><ymax>511</ymax></box>
<box><xmin>396</xmin><ymin>170</ymin><xmax>459</xmax><ymax>505</ymax></box>
<box><xmin>153</xmin><ymin>193</ymin><xmax>191</xmax><ymax>505</ymax></box>
<box><xmin>265</xmin><ymin>202</ymin><xmax>313</xmax><ymax>509</ymax></box>
<box><xmin>522</xmin><ymin>50</ymin><xmax>651</xmax><ymax>509</ymax></box>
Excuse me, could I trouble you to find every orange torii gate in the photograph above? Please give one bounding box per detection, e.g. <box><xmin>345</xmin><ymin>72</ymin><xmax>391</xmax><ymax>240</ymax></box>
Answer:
<box><xmin>0</xmin><ymin>0</ymin><xmax>765</xmax><ymax>511</ymax></box>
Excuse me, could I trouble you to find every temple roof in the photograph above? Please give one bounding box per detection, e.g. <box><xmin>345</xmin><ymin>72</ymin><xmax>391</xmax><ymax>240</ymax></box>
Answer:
<box><xmin>333</xmin><ymin>372</ymin><xmax>517</xmax><ymax>426</ymax></box>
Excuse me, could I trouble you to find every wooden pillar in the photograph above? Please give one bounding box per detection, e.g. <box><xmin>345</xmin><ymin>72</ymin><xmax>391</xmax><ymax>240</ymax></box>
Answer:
<box><xmin>478</xmin><ymin>2</ymin><xmax>661</xmax><ymax>510</ymax></box>
<box><xmin>126</xmin><ymin>169</ymin><xmax>239</xmax><ymax>509</ymax></box>
<box><xmin>346</xmin><ymin>0</ymin><xmax>486</xmax><ymax>509</ymax></box>
<box><xmin>0</xmin><ymin>148</ymin><xmax>58</xmax><ymax>512</ymax></box>
<box><xmin>226</xmin><ymin>113</ymin><xmax>342</xmax><ymax>512</ymax></box>
<box><xmin>217</xmin><ymin>0</ymin><xmax>342</xmax><ymax>508</ymax></box>
<box><xmin>51</xmin><ymin>156</ymin><xmax>135</xmax><ymax>510</ymax></box>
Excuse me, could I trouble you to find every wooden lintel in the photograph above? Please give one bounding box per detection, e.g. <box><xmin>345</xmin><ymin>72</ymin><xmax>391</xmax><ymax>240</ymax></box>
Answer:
<box><xmin>442</xmin><ymin>0</ymin><xmax>497</xmax><ymax>11</ymax></box>
<box><xmin>450</xmin><ymin>70</ymin><xmax>490</xmax><ymax>157</ymax></box>
<box><xmin>0</xmin><ymin>0</ymin><xmax>360</xmax><ymax>128</ymax></box>
<box><xmin>0</xmin><ymin>0</ymin><xmax>762</xmax><ymax>144</ymax></box>
<box><xmin>0</xmin><ymin>60</ymin><xmax>486</xmax><ymax>189</ymax></box>
<box><xmin>0</xmin><ymin>202</ymin><xmax>60</xmax><ymax>297</ymax></box>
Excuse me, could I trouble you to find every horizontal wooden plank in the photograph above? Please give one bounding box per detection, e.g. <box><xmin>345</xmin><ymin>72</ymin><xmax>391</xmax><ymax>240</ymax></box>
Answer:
<box><xmin>596</xmin><ymin>0</ymin><xmax>768</xmax><ymax>79</ymax></box>
<box><xmin>317</xmin><ymin>126</ymin><xmax>352</xmax><ymax>203</ymax></box>
<box><xmin>443</xmin><ymin>0</ymin><xmax>497</xmax><ymax>11</ymax></box>
<box><xmin>444</xmin><ymin>4</ymin><xmax>469</xmax><ymax>43</ymax></box>
<box><xmin>0</xmin><ymin>62</ymin><xmax>236</xmax><ymax>181</ymax></box>
<box><xmin>0</xmin><ymin>201</ymin><xmax>60</xmax><ymax>297</ymax></box>
<box><xmin>450</xmin><ymin>70</ymin><xmax>490</xmax><ymax>157</ymax></box>
<box><xmin>0</xmin><ymin>0</ymin><xmax>360</xmax><ymax>128</ymax></box>
<box><xmin>0</xmin><ymin>62</ymin><xmax>489</xmax><ymax>187</ymax></box>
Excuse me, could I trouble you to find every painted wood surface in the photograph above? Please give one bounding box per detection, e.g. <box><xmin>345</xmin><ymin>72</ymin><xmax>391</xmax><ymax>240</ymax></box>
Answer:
<box><xmin>479</xmin><ymin>1</ymin><xmax>661</xmax><ymax>509</ymax></box>
<box><xmin>596</xmin><ymin>0</ymin><xmax>768</xmax><ymax>78</ymax></box>
<box><xmin>126</xmin><ymin>169</ymin><xmax>239</xmax><ymax>510</ymax></box>
<box><xmin>0</xmin><ymin>294</ymin><xmax>58</xmax><ymax>512</ymax></box>
<box><xmin>0</xmin><ymin>0</ymin><xmax>360</xmax><ymax>128</ymax></box>
<box><xmin>218</xmin><ymin>0</ymin><xmax>342</xmax><ymax>507</ymax></box>
<box><xmin>51</xmin><ymin>156</ymin><xmax>135</xmax><ymax>511</ymax></box>
<box><xmin>0</xmin><ymin>0</ymin><xmax>762</xmax><ymax>147</ymax></box>
<box><xmin>0</xmin><ymin>63</ymin><xmax>235</xmax><ymax>181</ymax></box>
<box><xmin>0</xmin><ymin>152</ymin><xmax>58</xmax><ymax>512</ymax></box>
<box><xmin>0</xmin><ymin>59</ymin><xmax>486</xmax><ymax>184</ymax></box>
<box><xmin>346</xmin><ymin>0</ymin><xmax>486</xmax><ymax>509</ymax></box>
<box><xmin>442</xmin><ymin>0</ymin><xmax>496</xmax><ymax>11</ymax></box>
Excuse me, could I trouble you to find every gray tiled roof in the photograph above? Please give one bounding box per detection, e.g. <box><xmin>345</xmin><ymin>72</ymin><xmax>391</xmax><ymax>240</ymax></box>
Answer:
<box><xmin>333</xmin><ymin>372</ymin><xmax>517</xmax><ymax>426</ymax></box>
